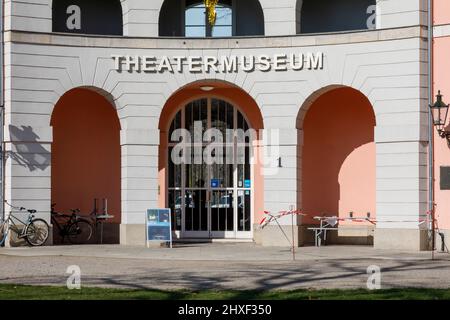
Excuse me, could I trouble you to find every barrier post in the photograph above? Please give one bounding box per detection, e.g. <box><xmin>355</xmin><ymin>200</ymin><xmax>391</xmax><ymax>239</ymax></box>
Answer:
<box><xmin>290</xmin><ymin>205</ymin><xmax>295</xmax><ymax>261</ymax></box>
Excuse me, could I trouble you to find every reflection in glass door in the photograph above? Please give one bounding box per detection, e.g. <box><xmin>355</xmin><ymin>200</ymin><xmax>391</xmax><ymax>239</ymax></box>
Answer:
<box><xmin>168</xmin><ymin>98</ymin><xmax>252</xmax><ymax>239</ymax></box>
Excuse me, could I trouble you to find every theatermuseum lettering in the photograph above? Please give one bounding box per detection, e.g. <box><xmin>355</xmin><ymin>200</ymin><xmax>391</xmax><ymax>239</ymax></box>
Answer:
<box><xmin>111</xmin><ymin>52</ymin><xmax>324</xmax><ymax>73</ymax></box>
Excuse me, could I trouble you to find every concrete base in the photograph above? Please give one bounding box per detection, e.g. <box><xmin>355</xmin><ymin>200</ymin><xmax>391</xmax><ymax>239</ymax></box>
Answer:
<box><xmin>120</xmin><ymin>224</ymin><xmax>146</xmax><ymax>246</ymax></box>
<box><xmin>374</xmin><ymin>228</ymin><xmax>431</xmax><ymax>251</ymax></box>
<box><xmin>254</xmin><ymin>224</ymin><xmax>301</xmax><ymax>247</ymax></box>
<box><xmin>434</xmin><ymin>229</ymin><xmax>450</xmax><ymax>252</ymax></box>
<box><xmin>94</xmin><ymin>223</ymin><xmax>120</xmax><ymax>244</ymax></box>
<box><xmin>255</xmin><ymin>224</ymin><xmax>374</xmax><ymax>247</ymax></box>
<box><xmin>299</xmin><ymin>225</ymin><xmax>374</xmax><ymax>246</ymax></box>
<box><xmin>333</xmin><ymin>226</ymin><xmax>374</xmax><ymax>245</ymax></box>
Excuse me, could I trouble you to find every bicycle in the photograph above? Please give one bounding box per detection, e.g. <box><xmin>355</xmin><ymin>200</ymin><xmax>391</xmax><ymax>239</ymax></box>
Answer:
<box><xmin>51</xmin><ymin>204</ymin><xmax>93</xmax><ymax>244</ymax></box>
<box><xmin>0</xmin><ymin>201</ymin><xmax>50</xmax><ymax>247</ymax></box>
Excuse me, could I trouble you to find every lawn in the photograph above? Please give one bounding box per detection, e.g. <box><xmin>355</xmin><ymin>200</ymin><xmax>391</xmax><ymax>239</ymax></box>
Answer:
<box><xmin>0</xmin><ymin>284</ymin><xmax>449</xmax><ymax>300</ymax></box>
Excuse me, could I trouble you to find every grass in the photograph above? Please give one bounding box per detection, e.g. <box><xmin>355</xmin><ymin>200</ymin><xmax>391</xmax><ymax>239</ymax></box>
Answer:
<box><xmin>0</xmin><ymin>284</ymin><xmax>449</xmax><ymax>300</ymax></box>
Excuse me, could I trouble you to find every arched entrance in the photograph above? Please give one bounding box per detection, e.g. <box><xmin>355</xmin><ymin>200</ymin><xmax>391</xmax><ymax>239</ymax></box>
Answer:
<box><xmin>159</xmin><ymin>81</ymin><xmax>264</xmax><ymax>240</ymax></box>
<box><xmin>51</xmin><ymin>88</ymin><xmax>121</xmax><ymax>244</ymax></box>
<box><xmin>298</xmin><ymin>86</ymin><xmax>376</xmax><ymax>244</ymax></box>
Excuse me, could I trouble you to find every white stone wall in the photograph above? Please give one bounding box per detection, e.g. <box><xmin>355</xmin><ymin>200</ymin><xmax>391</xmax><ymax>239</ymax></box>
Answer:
<box><xmin>3</xmin><ymin>27</ymin><xmax>428</xmax><ymax>238</ymax></box>
<box><xmin>376</xmin><ymin>0</ymin><xmax>428</xmax><ymax>29</ymax></box>
<box><xmin>4</xmin><ymin>0</ymin><xmax>428</xmax><ymax>36</ymax></box>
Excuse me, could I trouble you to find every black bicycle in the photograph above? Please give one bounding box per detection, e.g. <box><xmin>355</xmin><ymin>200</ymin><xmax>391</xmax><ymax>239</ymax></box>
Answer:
<box><xmin>51</xmin><ymin>204</ymin><xmax>93</xmax><ymax>244</ymax></box>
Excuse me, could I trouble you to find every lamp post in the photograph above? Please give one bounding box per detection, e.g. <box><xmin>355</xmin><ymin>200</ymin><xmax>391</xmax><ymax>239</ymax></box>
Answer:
<box><xmin>430</xmin><ymin>90</ymin><xmax>450</xmax><ymax>142</ymax></box>
<box><xmin>429</xmin><ymin>90</ymin><xmax>450</xmax><ymax>253</ymax></box>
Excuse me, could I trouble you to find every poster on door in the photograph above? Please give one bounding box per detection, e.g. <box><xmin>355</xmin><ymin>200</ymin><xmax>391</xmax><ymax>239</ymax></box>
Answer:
<box><xmin>146</xmin><ymin>209</ymin><xmax>172</xmax><ymax>248</ymax></box>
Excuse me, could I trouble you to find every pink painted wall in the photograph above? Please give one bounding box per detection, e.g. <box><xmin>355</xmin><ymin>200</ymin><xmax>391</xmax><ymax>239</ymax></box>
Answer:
<box><xmin>434</xmin><ymin>0</ymin><xmax>450</xmax><ymax>25</ymax></box>
<box><xmin>301</xmin><ymin>87</ymin><xmax>376</xmax><ymax>225</ymax></box>
<box><xmin>433</xmin><ymin>2</ymin><xmax>450</xmax><ymax>229</ymax></box>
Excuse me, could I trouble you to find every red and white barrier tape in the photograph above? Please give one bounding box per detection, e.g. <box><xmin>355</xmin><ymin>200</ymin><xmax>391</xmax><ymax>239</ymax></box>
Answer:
<box><xmin>260</xmin><ymin>210</ymin><xmax>435</xmax><ymax>229</ymax></box>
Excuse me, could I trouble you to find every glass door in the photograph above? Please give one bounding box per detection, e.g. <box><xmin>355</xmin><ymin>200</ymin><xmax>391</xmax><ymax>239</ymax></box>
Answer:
<box><xmin>167</xmin><ymin>97</ymin><xmax>253</xmax><ymax>239</ymax></box>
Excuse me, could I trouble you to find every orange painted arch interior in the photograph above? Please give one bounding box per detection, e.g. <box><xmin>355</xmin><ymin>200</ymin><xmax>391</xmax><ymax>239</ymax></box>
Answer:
<box><xmin>300</xmin><ymin>87</ymin><xmax>376</xmax><ymax>224</ymax></box>
<box><xmin>51</xmin><ymin>88</ymin><xmax>122</xmax><ymax>224</ymax></box>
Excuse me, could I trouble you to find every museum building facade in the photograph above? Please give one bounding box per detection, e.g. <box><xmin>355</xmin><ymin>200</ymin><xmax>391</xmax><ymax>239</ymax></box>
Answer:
<box><xmin>2</xmin><ymin>0</ymin><xmax>449</xmax><ymax>251</ymax></box>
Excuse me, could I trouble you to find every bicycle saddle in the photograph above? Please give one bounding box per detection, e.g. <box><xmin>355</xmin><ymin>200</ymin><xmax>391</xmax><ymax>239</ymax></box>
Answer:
<box><xmin>27</xmin><ymin>209</ymin><xmax>37</xmax><ymax>214</ymax></box>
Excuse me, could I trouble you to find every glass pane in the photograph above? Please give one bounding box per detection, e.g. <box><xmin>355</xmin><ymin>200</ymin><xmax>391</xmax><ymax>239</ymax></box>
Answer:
<box><xmin>226</xmin><ymin>102</ymin><xmax>234</xmax><ymax>130</ymax></box>
<box><xmin>245</xmin><ymin>146</ymin><xmax>250</xmax><ymax>181</ymax></box>
<box><xmin>215</xmin><ymin>6</ymin><xmax>232</xmax><ymax>26</ymax></box>
<box><xmin>211</xmin><ymin>99</ymin><xmax>233</xmax><ymax>137</ymax></box>
<box><xmin>238</xmin><ymin>190</ymin><xmax>251</xmax><ymax>231</ymax></box>
<box><xmin>211</xmin><ymin>25</ymin><xmax>232</xmax><ymax>37</ymax></box>
<box><xmin>169</xmin><ymin>110</ymin><xmax>181</xmax><ymax>142</ymax></box>
<box><xmin>211</xmin><ymin>190</ymin><xmax>233</xmax><ymax>231</ymax></box>
<box><xmin>186</xmin><ymin>146</ymin><xmax>207</xmax><ymax>188</ymax></box>
<box><xmin>168</xmin><ymin>190</ymin><xmax>182</xmax><ymax>231</ymax></box>
<box><xmin>185</xmin><ymin>99</ymin><xmax>207</xmax><ymax>138</ymax></box>
<box><xmin>199</xmin><ymin>99</ymin><xmax>208</xmax><ymax>132</ymax></box>
<box><xmin>186</xmin><ymin>6</ymin><xmax>206</xmax><ymax>26</ymax></box>
<box><xmin>185</xmin><ymin>4</ymin><xmax>206</xmax><ymax>37</ymax></box>
<box><xmin>186</xmin><ymin>26</ymin><xmax>206</xmax><ymax>37</ymax></box>
<box><xmin>196</xmin><ymin>99</ymin><xmax>208</xmax><ymax>135</ymax></box>
<box><xmin>226</xmin><ymin>191</ymin><xmax>234</xmax><ymax>231</ymax></box>
<box><xmin>237</xmin><ymin>146</ymin><xmax>250</xmax><ymax>188</ymax></box>
<box><xmin>185</xmin><ymin>190</ymin><xmax>193</xmax><ymax>231</ymax></box>
<box><xmin>185</xmin><ymin>103</ymin><xmax>193</xmax><ymax>136</ymax></box>
<box><xmin>168</xmin><ymin>147</ymin><xmax>182</xmax><ymax>188</ymax></box>
<box><xmin>224</xmin><ymin>142</ymin><xmax>233</xmax><ymax>188</ymax></box>
<box><xmin>185</xmin><ymin>190</ymin><xmax>208</xmax><ymax>231</ymax></box>
<box><xmin>211</xmin><ymin>148</ymin><xmax>222</xmax><ymax>188</ymax></box>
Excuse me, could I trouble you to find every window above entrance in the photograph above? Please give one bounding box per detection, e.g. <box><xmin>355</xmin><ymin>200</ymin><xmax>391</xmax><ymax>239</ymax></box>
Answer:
<box><xmin>52</xmin><ymin>0</ymin><xmax>123</xmax><ymax>36</ymax></box>
<box><xmin>297</xmin><ymin>0</ymin><xmax>377</xmax><ymax>34</ymax></box>
<box><xmin>185</xmin><ymin>1</ymin><xmax>232</xmax><ymax>37</ymax></box>
<box><xmin>159</xmin><ymin>0</ymin><xmax>264</xmax><ymax>37</ymax></box>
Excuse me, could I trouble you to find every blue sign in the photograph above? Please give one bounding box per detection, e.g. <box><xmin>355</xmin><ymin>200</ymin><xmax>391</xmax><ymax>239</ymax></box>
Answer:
<box><xmin>146</xmin><ymin>209</ymin><xmax>172</xmax><ymax>247</ymax></box>
<box><xmin>244</xmin><ymin>179</ymin><xmax>251</xmax><ymax>188</ymax></box>
<box><xmin>211</xmin><ymin>179</ymin><xmax>220</xmax><ymax>188</ymax></box>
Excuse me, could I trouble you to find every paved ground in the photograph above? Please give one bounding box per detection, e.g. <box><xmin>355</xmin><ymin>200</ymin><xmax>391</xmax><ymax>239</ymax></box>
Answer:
<box><xmin>0</xmin><ymin>243</ymin><xmax>450</xmax><ymax>290</ymax></box>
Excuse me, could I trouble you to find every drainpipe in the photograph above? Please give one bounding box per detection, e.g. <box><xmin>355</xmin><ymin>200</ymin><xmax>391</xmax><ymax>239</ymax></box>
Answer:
<box><xmin>0</xmin><ymin>0</ymin><xmax>5</xmax><ymax>221</ymax></box>
<box><xmin>427</xmin><ymin>0</ymin><xmax>435</xmax><ymax>251</ymax></box>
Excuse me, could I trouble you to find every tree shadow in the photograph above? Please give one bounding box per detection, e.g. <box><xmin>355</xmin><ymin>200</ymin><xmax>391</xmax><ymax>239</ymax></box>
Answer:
<box><xmin>2</xmin><ymin>257</ymin><xmax>449</xmax><ymax>295</ymax></box>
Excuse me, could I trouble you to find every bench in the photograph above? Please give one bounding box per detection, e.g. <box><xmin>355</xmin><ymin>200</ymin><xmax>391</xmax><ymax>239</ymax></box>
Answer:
<box><xmin>307</xmin><ymin>226</ymin><xmax>339</xmax><ymax>247</ymax></box>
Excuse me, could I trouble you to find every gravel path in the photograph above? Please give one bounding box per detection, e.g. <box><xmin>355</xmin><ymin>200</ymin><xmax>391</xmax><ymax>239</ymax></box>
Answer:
<box><xmin>0</xmin><ymin>244</ymin><xmax>449</xmax><ymax>290</ymax></box>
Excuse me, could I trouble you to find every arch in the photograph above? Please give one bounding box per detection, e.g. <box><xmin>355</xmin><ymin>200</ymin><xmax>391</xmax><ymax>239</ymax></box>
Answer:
<box><xmin>158</xmin><ymin>80</ymin><xmax>265</xmax><ymax>239</ymax></box>
<box><xmin>159</xmin><ymin>0</ymin><xmax>264</xmax><ymax>37</ymax></box>
<box><xmin>159</xmin><ymin>80</ymin><xmax>264</xmax><ymax>131</ymax></box>
<box><xmin>51</xmin><ymin>87</ymin><xmax>121</xmax><ymax>243</ymax></box>
<box><xmin>297</xmin><ymin>86</ymin><xmax>376</xmax><ymax>244</ymax></box>
<box><xmin>297</xmin><ymin>0</ymin><xmax>376</xmax><ymax>34</ymax></box>
<box><xmin>52</xmin><ymin>0</ymin><xmax>123</xmax><ymax>35</ymax></box>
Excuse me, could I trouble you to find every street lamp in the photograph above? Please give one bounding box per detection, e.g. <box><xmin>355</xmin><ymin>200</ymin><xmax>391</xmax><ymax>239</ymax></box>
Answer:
<box><xmin>430</xmin><ymin>90</ymin><xmax>450</xmax><ymax>142</ymax></box>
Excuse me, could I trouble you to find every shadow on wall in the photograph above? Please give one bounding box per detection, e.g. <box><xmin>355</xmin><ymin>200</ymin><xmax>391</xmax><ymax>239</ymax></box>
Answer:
<box><xmin>6</xmin><ymin>125</ymin><xmax>51</xmax><ymax>172</ymax></box>
<box><xmin>300</xmin><ymin>87</ymin><xmax>376</xmax><ymax>225</ymax></box>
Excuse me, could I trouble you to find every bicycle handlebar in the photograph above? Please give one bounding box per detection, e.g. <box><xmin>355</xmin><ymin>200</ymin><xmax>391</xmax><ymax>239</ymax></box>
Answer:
<box><xmin>4</xmin><ymin>200</ymin><xmax>30</xmax><ymax>212</ymax></box>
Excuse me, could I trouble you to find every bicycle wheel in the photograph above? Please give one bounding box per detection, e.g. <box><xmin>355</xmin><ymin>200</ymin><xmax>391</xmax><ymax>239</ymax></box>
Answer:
<box><xmin>67</xmin><ymin>220</ymin><xmax>93</xmax><ymax>244</ymax></box>
<box><xmin>0</xmin><ymin>220</ymin><xmax>9</xmax><ymax>246</ymax></box>
<box><xmin>25</xmin><ymin>218</ymin><xmax>49</xmax><ymax>246</ymax></box>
